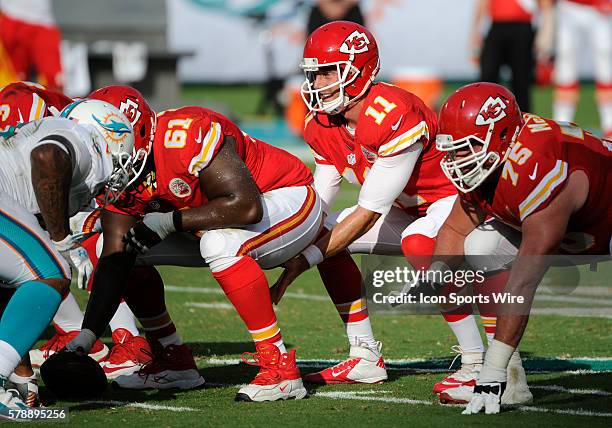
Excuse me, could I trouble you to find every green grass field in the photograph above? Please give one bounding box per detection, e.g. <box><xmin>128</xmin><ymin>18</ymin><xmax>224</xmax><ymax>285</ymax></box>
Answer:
<box><xmin>37</xmin><ymin>84</ymin><xmax>611</xmax><ymax>426</ymax></box>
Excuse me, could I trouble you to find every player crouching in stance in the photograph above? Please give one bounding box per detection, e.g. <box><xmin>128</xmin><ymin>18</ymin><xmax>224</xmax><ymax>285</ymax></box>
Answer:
<box><xmin>64</xmin><ymin>106</ymin><xmax>322</xmax><ymax>402</ymax></box>
<box><xmin>0</xmin><ymin>100</ymin><xmax>137</xmax><ymax>420</ymax></box>
<box><xmin>431</xmin><ymin>82</ymin><xmax>611</xmax><ymax>414</ymax></box>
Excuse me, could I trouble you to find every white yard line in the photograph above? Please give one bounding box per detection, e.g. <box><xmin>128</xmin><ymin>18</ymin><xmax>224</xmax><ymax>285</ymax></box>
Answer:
<box><xmin>185</xmin><ymin>302</ymin><xmax>234</xmax><ymax>310</ymax></box>
<box><xmin>530</xmin><ymin>385</ymin><xmax>612</xmax><ymax>396</ymax></box>
<box><xmin>314</xmin><ymin>390</ymin><xmax>612</xmax><ymax>418</ymax></box>
<box><xmin>82</xmin><ymin>400</ymin><xmax>199</xmax><ymax>412</ymax></box>
<box><xmin>166</xmin><ymin>284</ymin><xmax>328</xmax><ymax>301</ymax></box>
<box><xmin>530</xmin><ymin>307</ymin><xmax>612</xmax><ymax>318</ymax></box>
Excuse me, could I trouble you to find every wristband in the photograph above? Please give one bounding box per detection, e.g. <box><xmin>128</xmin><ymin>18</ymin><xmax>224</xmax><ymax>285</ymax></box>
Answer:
<box><xmin>301</xmin><ymin>244</ymin><xmax>324</xmax><ymax>268</ymax></box>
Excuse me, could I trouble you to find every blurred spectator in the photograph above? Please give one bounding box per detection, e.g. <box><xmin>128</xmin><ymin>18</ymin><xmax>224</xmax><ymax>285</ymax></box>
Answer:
<box><xmin>553</xmin><ymin>0</ymin><xmax>611</xmax><ymax>139</ymax></box>
<box><xmin>469</xmin><ymin>0</ymin><xmax>554</xmax><ymax>112</ymax></box>
<box><xmin>307</xmin><ymin>0</ymin><xmax>365</xmax><ymax>35</ymax></box>
<box><xmin>0</xmin><ymin>0</ymin><xmax>63</xmax><ymax>91</ymax></box>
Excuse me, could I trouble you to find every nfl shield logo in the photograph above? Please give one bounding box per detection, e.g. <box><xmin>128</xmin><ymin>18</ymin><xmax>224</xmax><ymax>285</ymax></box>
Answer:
<box><xmin>347</xmin><ymin>153</ymin><xmax>356</xmax><ymax>165</ymax></box>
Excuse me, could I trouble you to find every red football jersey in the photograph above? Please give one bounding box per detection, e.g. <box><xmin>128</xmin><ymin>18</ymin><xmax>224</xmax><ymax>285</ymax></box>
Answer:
<box><xmin>109</xmin><ymin>106</ymin><xmax>313</xmax><ymax>216</ymax></box>
<box><xmin>0</xmin><ymin>81</ymin><xmax>72</xmax><ymax>130</ymax></box>
<box><xmin>304</xmin><ymin>82</ymin><xmax>456</xmax><ymax>216</ymax></box>
<box><xmin>466</xmin><ymin>113</ymin><xmax>611</xmax><ymax>254</ymax></box>
<box><xmin>489</xmin><ymin>0</ymin><xmax>533</xmax><ymax>22</ymax></box>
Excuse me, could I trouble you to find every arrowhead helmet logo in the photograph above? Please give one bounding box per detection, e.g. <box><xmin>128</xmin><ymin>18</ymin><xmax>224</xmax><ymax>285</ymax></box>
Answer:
<box><xmin>340</xmin><ymin>30</ymin><xmax>370</xmax><ymax>55</ymax></box>
<box><xmin>119</xmin><ymin>98</ymin><xmax>142</xmax><ymax>127</ymax></box>
<box><xmin>475</xmin><ymin>96</ymin><xmax>508</xmax><ymax>125</ymax></box>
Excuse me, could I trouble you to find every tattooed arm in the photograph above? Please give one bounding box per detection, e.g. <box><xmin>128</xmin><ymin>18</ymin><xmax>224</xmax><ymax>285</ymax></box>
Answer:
<box><xmin>31</xmin><ymin>144</ymin><xmax>72</xmax><ymax>241</ymax></box>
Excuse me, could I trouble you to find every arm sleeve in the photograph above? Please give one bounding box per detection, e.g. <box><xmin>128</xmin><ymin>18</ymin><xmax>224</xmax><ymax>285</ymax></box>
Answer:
<box><xmin>358</xmin><ymin>142</ymin><xmax>423</xmax><ymax>215</ymax></box>
<box><xmin>313</xmin><ymin>163</ymin><xmax>342</xmax><ymax>214</ymax></box>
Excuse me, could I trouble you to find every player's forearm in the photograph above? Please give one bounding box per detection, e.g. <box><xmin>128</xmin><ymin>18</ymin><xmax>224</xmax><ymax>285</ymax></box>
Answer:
<box><xmin>81</xmin><ymin>251</ymin><xmax>136</xmax><ymax>339</ymax></box>
<box><xmin>494</xmin><ymin>252</ymin><xmax>548</xmax><ymax>347</ymax></box>
<box><xmin>179</xmin><ymin>194</ymin><xmax>263</xmax><ymax>232</ymax></box>
<box><xmin>31</xmin><ymin>146</ymin><xmax>72</xmax><ymax>241</ymax></box>
<box><xmin>315</xmin><ymin>206</ymin><xmax>379</xmax><ymax>258</ymax></box>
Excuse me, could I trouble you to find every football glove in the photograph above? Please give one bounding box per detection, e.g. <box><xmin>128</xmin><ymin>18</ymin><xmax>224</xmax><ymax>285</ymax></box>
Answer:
<box><xmin>123</xmin><ymin>211</ymin><xmax>182</xmax><ymax>254</ymax></box>
<box><xmin>462</xmin><ymin>381</ymin><xmax>507</xmax><ymax>415</ymax></box>
<box><xmin>53</xmin><ymin>234</ymin><xmax>93</xmax><ymax>290</ymax></box>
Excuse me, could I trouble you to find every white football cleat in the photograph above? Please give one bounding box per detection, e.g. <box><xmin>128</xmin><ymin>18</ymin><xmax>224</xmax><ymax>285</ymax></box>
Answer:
<box><xmin>113</xmin><ymin>343</ymin><xmax>204</xmax><ymax>390</ymax></box>
<box><xmin>501</xmin><ymin>351</ymin><xmax>533</xmax><ymax>405</ymax></box>
<box><xmin>436</xmin><ymin>347</ymin><xmax>483</xmax><ymax>403</ymax></box>
<box><xmin>304</xmin><ymin>341</ymin><xmax>387</xmax><ymax>384</ymax></box>
<box><xmin>440</xmin><ymin>350</ymin><xmax>532</xmax><ymax>405</ymax></box>
<box><xmin>235</xmin><ymin>343</ymin><xmax>307</xmax><ymax>402</ymax></box>
<box><xmin>0</xmin><ymin>377</ymin><xmax>30</xmax><ymax>421</ymax></box>
<box><xmin>6</xmin><ymin>373</ymin><xmax>40</xmax><ymax>408</ymax></box>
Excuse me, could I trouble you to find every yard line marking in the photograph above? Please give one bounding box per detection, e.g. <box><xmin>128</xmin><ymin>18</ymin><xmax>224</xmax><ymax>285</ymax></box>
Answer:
<box><xmin>202</xmin><ymin>357</ymin><xmax>612</xmax><ymax>373</ymax></box>
<box><xmin>534</xmin><ymin>295</ymin><xmax>612</xmax><ymax>306</ymax></box>
<box><xmin>82</xmin><ymin>400</ymin><xmax>199</xmax><ymax>412</ymax></box>
<box><xmin>530</xmin><ymin>385</ymin><xmax>612</xmax><ymax>396</ymax></box>
<box><xmin>314</xmin><ymin>390</ymin><xmax>612</xmax><ymax>417</ymax></box>
<box><xmin>186</xmin><ymin>302</ymin><xmax>234</xmax><ymax>310</ymax></box>
<box><xmin>538</xmin><ymin>286</ymin><xmax>612</xmax><ymax>297</ymax></box>
<box><xmin>516</xmin><ymin>405</ymin><xmax>612</xmax><ymax>418</ymax></box>
<box><xmin>166</xmin><ymin>284</ymin><xmax>328</xmax><ymax>301</ymax></box>
<box><xmin>530</xmin><ymin>308</ymin><xmax>612</xmax><ymax>318</ymax></box>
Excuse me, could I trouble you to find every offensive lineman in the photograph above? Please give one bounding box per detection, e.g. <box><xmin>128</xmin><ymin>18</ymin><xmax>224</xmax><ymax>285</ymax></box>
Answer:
<box><xmin>432</xmin><ymin>82</ymin><xmax>611</xmax><ymax>414</ymax></box>
<box><xmin>65</xmin><ymin>105</ymin><xmax>323</xmax><ymax>402</ymax></box>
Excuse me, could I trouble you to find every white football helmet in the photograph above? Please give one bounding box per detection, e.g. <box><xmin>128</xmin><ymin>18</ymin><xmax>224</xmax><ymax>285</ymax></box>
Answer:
<box><xmin>60</xmin><ymin>99</ymin><xmax>143</xmax><ymax>205</ymax></box>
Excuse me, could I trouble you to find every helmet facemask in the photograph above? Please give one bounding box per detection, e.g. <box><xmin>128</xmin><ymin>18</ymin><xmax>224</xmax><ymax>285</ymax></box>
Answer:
<box><xmin>300</xmin><ymin>59</ymin><xmax>361</xmax><ymax>114</ymax></box>
<box><xmin>437</xmin><ymin>123</ymin><xmax>518</xmax><ymax>193</ymax></box>
<box><xmin>103</xmin><ymin>147</ymin><xmax>148</xmax><ymax>206</ymax></box>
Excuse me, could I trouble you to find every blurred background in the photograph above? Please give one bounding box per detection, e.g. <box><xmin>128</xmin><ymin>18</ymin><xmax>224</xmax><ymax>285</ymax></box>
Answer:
<box><xmin>0</xmin><ymin>0</ymin><xmax>609</xmax><ymax>157</ymax></box>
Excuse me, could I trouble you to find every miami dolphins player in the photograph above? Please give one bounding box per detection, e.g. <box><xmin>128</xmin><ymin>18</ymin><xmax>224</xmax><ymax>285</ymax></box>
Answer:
<box><xmin>0</xmin><ymin>99</ymin><xmax>137</xmax><ymax>420</ymax></box>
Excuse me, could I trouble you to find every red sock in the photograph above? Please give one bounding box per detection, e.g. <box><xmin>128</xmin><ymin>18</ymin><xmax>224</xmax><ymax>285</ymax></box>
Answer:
<box><xmin>213</xmin><ymin>257</ymin><xmax>282</xmax><ymax>346</ymax></box>
<box><xmin>123</xmin><ymin>266</ymin><xmax>178</xmax><ymax>343</ymax></box>
<box><xmin>317</xmin><ymin>251</ymin><xmax>368</xmax><ymax>323</ymax></box>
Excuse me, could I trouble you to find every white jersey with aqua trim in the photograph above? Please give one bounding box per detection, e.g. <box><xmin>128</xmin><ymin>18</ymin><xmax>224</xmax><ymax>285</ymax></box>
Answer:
<box><xmin>0</xmin><ymin>117</ymin><xmax>113</xmax><ymax>216</ymax></box>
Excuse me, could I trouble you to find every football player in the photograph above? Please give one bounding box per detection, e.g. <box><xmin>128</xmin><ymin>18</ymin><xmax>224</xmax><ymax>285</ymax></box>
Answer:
<box><xmin>270</xmin><ymin>21</ymin><xmax>499</xmax><ymax>390</ymax></box>
<box><xmin>553</xmin><ymin>0</ymin><xmax>611</xmax><ymax>139</ymax></box>
<box><xmin>0</xmin><ymin>83</ymin><xmax>153</xmax><ymax>379</ymax></box>
<box><xmin>431</xmin><ymin>82</ymin><xmax>611</xmax><ymax>414</ymax></box>
<box><xmin>65</xmin><ymin>105</ymin><xmax>322</xmax><ymax>402</ymax></box>
<box><xmin>0</xmin><ymin>99</ymin><xmax>138</xmax><ymax>420</ymax></box>
<box><xmin>32</xmin><ymin>86</ymin><xmax>157</xmax><ymax>378</ymax></box>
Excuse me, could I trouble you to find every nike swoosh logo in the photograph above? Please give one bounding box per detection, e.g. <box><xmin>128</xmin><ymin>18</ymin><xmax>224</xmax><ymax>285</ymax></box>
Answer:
<box><xmin>279</xmin><ymin>384</ymin><xmax>288</xmax><ymax>392</ymax></box>
<box><xmin>18</xmin><ymin>109</ymin><xmax>24</xmax><ymax>123</ymax></box>
<box><xmin>331</xmin><ymin>367</ymin><xmax>352</xmax><ymax>377</ymax></box>
<box><xmin>195</xmin><ymin>127</ymin><xmax>203</xmax><ymax>144</ymax></box>
<box><xmin>391</xmin><ymin>116</ymin><xmax>403</xmax><ymax>131</ymax></box>
<box><xmin>529</xmin><ymin>163</ymin><xmax>538</xmax><ymax>180</ymax></box>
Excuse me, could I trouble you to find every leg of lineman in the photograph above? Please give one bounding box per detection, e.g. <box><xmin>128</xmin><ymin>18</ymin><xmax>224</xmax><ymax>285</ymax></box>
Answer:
<box><xmin>0</xmin><ymin>193</ymin><xmax>69</xmax><ymax>419</ymax></box>
<box><xmin>209</xmin><ymin>186</ymin><xmax>321</xmax><ymax>401</ymax></box>
<box><xmin>115</xmin><ymin>186</ymin><xmax>322</xmax><ymax>401</ymax></box>
<box><xmin>400</xmin><ymin>196</ymin><xmax>487</xmax><ymax>400</ymax></box>
<box><xmin>440</xmin><ymin>220</ymin><xmax>532</xmax><ymax>406</ymax></box>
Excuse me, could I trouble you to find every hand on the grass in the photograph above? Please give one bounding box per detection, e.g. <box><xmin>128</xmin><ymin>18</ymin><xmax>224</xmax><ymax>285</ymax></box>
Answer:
<box><xmin>270</xmin><ymin>254</ymin><xmax>310</xmax><ymax>305</ymax></box>
<box><xmin>462</xmin><ymin>382</ymin><xmax>506</xmax><ymax>415</ymax></box>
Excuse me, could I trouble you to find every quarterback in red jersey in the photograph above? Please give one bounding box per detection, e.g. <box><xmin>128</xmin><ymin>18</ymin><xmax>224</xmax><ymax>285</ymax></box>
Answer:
<box><xmin>66</xmin><ymin>105</ymin><xmax>321</xmax><ymax>402</ymax></box>
<box><xmin>270</xmin><ymin>21</ymin><xmax>482</xmax><ymax>387</ymax></box>
<box><xmin>431</xmin><ymin>82</ymin><xmax>611</xmax><ymax>414</ymax></box>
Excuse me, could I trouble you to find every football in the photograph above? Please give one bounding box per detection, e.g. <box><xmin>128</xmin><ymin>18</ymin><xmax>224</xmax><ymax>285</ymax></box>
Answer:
<box><xmin>40</xmin><ymin>350</ymin><xmax>108</xmax><ymax>399</ymax></box>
